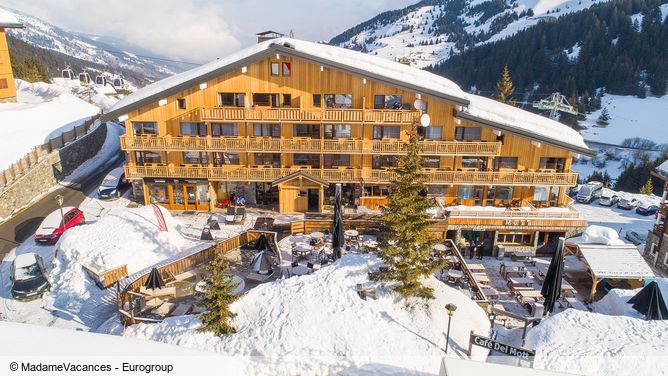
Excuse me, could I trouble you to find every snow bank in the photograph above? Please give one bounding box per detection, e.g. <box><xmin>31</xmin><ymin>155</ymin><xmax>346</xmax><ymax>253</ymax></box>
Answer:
<box><xmin>124</xmin><ymin>254</ymin><xmax>490</xmax><ymax>375</ymax></box>
<box><xmin>593</xmin><ymin>278</ymin><xmax>668</xmax><ymax>318</ymax></box>
<box><xmin>579</xmin><ymin>225</ymin><xmax>624</xmax><ymax>245</ymax></box>
<box><xmin>525</xmin><ymin>309</ymin><xmax>668</xmax><ymax>376</ymax></box>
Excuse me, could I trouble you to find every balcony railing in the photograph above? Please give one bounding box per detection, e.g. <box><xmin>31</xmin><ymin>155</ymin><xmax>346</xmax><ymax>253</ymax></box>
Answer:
<box><xmin>125</xmin><ymin>165</ymin><xmax>578</xmax><ymax>186</ymax></box>
<box><xmin>120</xmin><ymin>136</ymin><xmax>502</xmax><ymax>156</ymax></box>
<box><xmin>199</xmin><ymin>107</ymin><xmax>420</xmax><ymax>124</ymax></box>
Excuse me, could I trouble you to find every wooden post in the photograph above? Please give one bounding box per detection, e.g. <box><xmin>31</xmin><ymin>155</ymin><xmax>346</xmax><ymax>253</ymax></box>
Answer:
<box><xmin>467</xmin><ymin>330</ymin><xmax>474</xmax><ymax>358</ymax></box>
<box><xmin>588</xmin><ymin>277</ymin><xmax>600</xmax><ymax>303</ymax></box>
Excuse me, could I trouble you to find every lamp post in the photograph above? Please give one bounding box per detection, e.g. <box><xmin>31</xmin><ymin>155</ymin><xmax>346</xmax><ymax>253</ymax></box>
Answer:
<box><xmin>445</xmin><ymin>303</ymin><xmax>457</xmax><ymax>354</ymax></box>
<box><xmin>55</xmin><ymin>194</ymin><xmax>64</xmax><ymax>226</ymax></box>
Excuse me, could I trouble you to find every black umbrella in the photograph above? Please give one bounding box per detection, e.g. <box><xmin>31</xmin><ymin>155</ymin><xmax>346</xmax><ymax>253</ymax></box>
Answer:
<box><xmin>541</xmin><ymin>237</ymin><xmax>565</xmax><ymax>315</ymax></box>
<box><xmin>332</xmin><ymin>184</ymin><xmax>344</xmax><ymax>260</ymax></box>
<box><xmin>255</xmin><ymin>233</ymin><xmax>270</xmax><ymax>253</ymax></box>
<box><xmin>251</xmin><ymin>251</ymin><xmax>274</xmax><ymax>275</ymax></box>
<box><xmin>144</xmin><ymin>267</ymin><xmax>165</xmax><ymax>290</ymax></box>
<box><xmin>627</xmin><ymin>281</ymin><xmax>668</xmax><ymax>320</ymax></box>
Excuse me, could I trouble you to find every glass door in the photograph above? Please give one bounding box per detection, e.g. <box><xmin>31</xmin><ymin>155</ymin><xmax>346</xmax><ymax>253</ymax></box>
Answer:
<box><xmin>185</xmin><ymin>185</ymin><xmax>197</xmax><ymax>210</ymax></box>
<box><xmin>171</xmin><ymin>183</ymin><xmax>185</xmax><ymax>210</ymax></box>
<box><xmin>196</xmin><ymin>184</ymin><xmax>210</xmax><ymax>210</ymax></box>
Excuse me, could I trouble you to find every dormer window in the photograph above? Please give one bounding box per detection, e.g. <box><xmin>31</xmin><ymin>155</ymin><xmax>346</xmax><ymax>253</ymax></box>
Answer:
<box><xmin>271</xmin><ymin>62</ymin><xmax>280</xmax><ymax>76</ymax></box>
<box><xmin>177</xmin><ymin>98</ymin><xmax>186</xmax><ymax>109</ymax></box>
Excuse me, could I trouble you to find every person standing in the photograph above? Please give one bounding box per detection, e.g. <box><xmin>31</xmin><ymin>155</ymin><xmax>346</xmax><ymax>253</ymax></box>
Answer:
<box><xmin>477</xmin><ymin>238</ymin><xmax>486</xmax><ymax>260</ymax></box>
<box><xmin>470</xmin><ymin>238</ymin><xmax>478</xmax><ymax>260</ymax></box>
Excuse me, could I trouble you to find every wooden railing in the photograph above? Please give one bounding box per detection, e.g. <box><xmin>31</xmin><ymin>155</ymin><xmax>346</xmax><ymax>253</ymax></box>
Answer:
<box><xmin>120</xmin><ymin>135</ymin><xmax>501</xmax><ymax>156</ymax></box>
<box><xmin>125</xmin><ymin>165</ymin><xmax>578</xmax><ymax>186</ymax></box>
<box><xmin>199</xmin><ymin>107</ymin><xmax>420</xmax><ymax>124</ymax></box>
<box><xmin>82</xmin><ymin>264</ymin><xmax>129</xmax><ymax>289</ymax></box>
<box><xmin>446</xmin><ymin>206</ymin><xmax>582</xmax><ymax>219</ymax></box>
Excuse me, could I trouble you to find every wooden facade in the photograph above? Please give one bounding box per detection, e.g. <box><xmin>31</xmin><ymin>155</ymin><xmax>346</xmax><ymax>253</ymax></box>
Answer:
<box><xmin>0</xmin><ymin>28</ymin><xmax>18</xmax><ymax>100</ymax></box>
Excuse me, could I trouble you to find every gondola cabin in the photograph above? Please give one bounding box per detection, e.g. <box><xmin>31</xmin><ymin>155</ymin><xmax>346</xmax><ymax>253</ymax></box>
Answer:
<box><xmin>95</xmin><ymin>75</ymin><xmax>107</xmax><ymax>86</ymax></box>
<box><xmin>79</xmin><ymin>72</ymin><xmax>91</xmax><ymax>84</ymax></box>
<box><xmin>62</xmin><ymin>68</ymin><xmax>75</xmax><ymax>80</ymax></box>
<box><xmin>113</xmin><ymin>77</ymin><xmax>125</xmax><ymax>88</ymax></box>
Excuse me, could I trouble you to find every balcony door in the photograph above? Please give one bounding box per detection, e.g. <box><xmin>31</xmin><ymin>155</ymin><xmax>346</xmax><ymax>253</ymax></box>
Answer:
<box><xmin>184</xmin><ymin>184</ymin><xmax>209</xmax><ymax>211</ymax></box>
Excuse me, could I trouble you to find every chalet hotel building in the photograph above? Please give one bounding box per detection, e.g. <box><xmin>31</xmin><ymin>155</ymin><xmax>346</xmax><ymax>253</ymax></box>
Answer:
<box><xmin>103</xmin><ymin>36</ymin><xmax>594</xmax><ymax>256</ymax></box>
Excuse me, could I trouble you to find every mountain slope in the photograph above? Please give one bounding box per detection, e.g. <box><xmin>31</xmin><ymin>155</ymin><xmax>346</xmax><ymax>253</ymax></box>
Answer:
<box><xmin>329</xmin><ymin>0</ymin><xmax>609</xmax><ymax>68</ymax></box>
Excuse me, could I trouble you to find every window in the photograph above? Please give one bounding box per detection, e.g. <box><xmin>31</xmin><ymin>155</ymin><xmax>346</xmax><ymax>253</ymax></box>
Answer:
<box><xmin>486</xmin><ymin>186</ymin><xmax>513</xmax><ymax>203</ymax></box>
<box><xmin>253</xmin><ymin>93</ymin><xmax>280</xmax><ymax>107</ymax></box>
<box><xmin>457</xmin><ymin>186</ymin><xmax>483</xmax><ymax>202</ymax></box>
<box><xmin>497</xmin><ymin>233</ymin><xmax>532</xmax><ymax>245</ymax></box>
<box><xmin>177</xmin><ymin>98</ymin><xmax>186</xmax><ymax>109</ymax></box>
<box><xmin>313</xmin><ymin>94</ymin><xmax>321</xmax><ymax>107</ymax></box>
<box><xmin>455</xmin><ymin>127</ymin><xmax>481</xmax><ymax>141</ymax></box>
<box><xmin>271</xmin><ymin>62</ymin><xmax>279</xmax><ymax>76</ymax></box>
<box><xmin>254</xmin><ymin>153</ymin><xmax>281</xmax><ymax>167</ymax></box>
<box><xmin>283</xmin><ymin>94</ymin><xmax>291</xmax><ymax>106</ymax></box>
<box><xmin>373</xmin><ymin>125</ymin><xmax>400</xmax><ymax>139</ymax></box>
<box><xmin>253</xmin><ymin>123</ymin><xmax>280</xmax><ymax>138</ymax></box>
<box><xmin>423</xmin><ymin>156</ymin><xmax>440</xmax><ymax>168</ymax></box>
<box><xmin>372</xmin><ymin>155</ymin><xmax>398</xmax><ymax>169</ymax></box>
<box><xmin>180</xmin><ymin>122</ymin><xmax>206</xmax><ymax>136</ymax></box>
<box><xmin>0</xmin><ymin>79</ymin><xmax>7</xmax><ymax>89</ymax></box>
<box><xmin>373</xmin><ymin>95</ymin><xmax>403</xmax><ymax>109</ymax></box>
<box><xmin>539</xmin><ymin>157</ymin><xmax>566</xmax><ymax>172</ymax></box>
<box><xmin>363</xmin><ymin>186</ymin><xmax>390</xmax><ymax>197</ymax></box>
<box><xmin>324</xmin><ymin>94</ymin><xmax>352</xmax><ymax>108</ymax></box>
<box><xmin>533</xmin><ymin>186</ymin><xmax>549</xmax><ymax>202</ymax></box>
<box><xmin>424</xmin><ymin>126</ymin><xmax>442</xmax><ymax>140</ymax></box>
<box><xmin>211</xmin><ymin>123</ymin><xmax>238</xmax><ymax>137</ymax></box>
<box><xmin>324</xmin><ymin>124</ymin><xmax>352</xmax><ymax>139</ymax></box>
<box><xmin>461</xmin><ymin>156</ymin><xmax>487</xmax><ymax>170</ymax></box>
<box><xmin>294</xmin><ymin>124</ymin><xmax>320</xmax><ymax>138</ymax></box>
<box><xmin>294</xmin><ymin>154</ymin><xmax>320</xmax><ymax>168</ymax></box>
<box><xmin>135</xmin><ymin>151</ymin><xmax>161</xmax><ymax>165</ymax></box>
<box><xmin>494</xmin><ymin>157</ymin><xmax>518</xmax><ymax>170</ymax></box>
<box><xmin>282</xmin><ymin>62</ymin><xmax>291</xmax><ymax>76</ymax></box>
<box><xmin>219</xmin><ymin>93</ymin><xmax>245</xmax><ymax>107</ymax></box>
<box><xmin>323</xmin><ymin>154</ymin><xmax>350</xmax><ymax>168</ymax></box>
<box><xmin>132</xmin><ymin>122</ymin><xmax>158</xmax><ymax>135</ymax></box>
<box><xmin>148</xmin><ymin>184</ymin><xmax>169</xmax><ymax>204</ymax></box>
<box><xmin>213</xmin><ymin>152</ymin><xmax>240</xmax><ymax>166</ymax></box>
<box><xmin>183</xmin><ymin>151</ymin><xmax>209</xmax><ymax>165</ymax></box>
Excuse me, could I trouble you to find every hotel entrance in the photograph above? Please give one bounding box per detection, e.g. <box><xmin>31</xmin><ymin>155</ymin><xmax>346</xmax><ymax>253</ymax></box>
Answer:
<box><xmin>145</xmin><ymin>179</ymin><xmax>210</xmax><ymax>211</ymax></box>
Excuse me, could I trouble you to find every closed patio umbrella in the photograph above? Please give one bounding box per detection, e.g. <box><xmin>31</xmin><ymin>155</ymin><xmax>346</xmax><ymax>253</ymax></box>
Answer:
<box><xmin>251</xmin><ymin>251</ymin><xmax>274</xmax><ymax>275</ymax></box>
<box><xmin>332</xmin><ymin>184</ymin><xmax>344</xmax><ymax>260</ymax></box>
<box><xmin>627</xmin><ymin>281</ymin><xmax>668</xmax><ymax>320</ymax></box>
<box><xmin>144</xmin><ymin>267</ymin><xmax>165</xmax><ymax>290</ymax></box>
<box><xmin>255</xmin><ymin>233</ymin><xmax>270</xmax><ymax>253</ymax></box>
<box><xmin>541</xmin><ymin>237</ymin><xmax>565</xmax><ymax>315</ymax></box>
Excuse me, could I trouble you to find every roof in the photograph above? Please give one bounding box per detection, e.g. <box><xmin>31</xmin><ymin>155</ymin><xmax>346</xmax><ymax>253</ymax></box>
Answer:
<box><xmin>14</xmin><ymin>253</ymin><xmax>38</xmax><ymax>268</ymax></box>
<box><xmin>271</xmin><ymin>170</ymin><xmax>330</xmax><ymax>187</ymax></box>
<box><xmin>0</xmin><ymin>8</ymin><xmax>23</xmax><ymax>28</ymax></box>
<box><xmin>257</xmin><ymin>30</ymin><xmax>284</xmax><ymax>36</ymax></box>
<box><xmin>578</xmin><ymin>244</ymin><xmax>655</xmax><ymax>280</ymax></box>
<box><xmin>458</xmin><ymin>94</ymin><xmax>595</xmax><ymax>157</ymax></box>
<box><xmin>656</xmin><ymin>159</ymin><xmax>668</xmax><ymax>179</ymax></box>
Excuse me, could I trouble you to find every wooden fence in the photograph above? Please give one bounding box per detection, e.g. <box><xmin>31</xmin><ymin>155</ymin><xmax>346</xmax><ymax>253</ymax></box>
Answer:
<box><xmin>0</xmin><ymin>115</ymin><xmax>99</xmax><ymax>189</ymax></box>
<box><xmin>82</xmin><ymin>264</ymin><xmax>129</xmax><ymax>289</ymax></box>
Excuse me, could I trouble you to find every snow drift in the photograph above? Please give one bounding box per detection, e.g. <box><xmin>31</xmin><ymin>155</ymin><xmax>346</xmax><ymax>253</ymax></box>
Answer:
<box><xmin>579</xmin><ymin>225</ymin><xmax>624</xmax><ymax>245</ymax></box>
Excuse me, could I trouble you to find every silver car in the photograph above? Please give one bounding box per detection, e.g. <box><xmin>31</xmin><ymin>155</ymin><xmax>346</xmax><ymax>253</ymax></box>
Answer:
<box><xmin>625</xmin><ymin>230</ymin><xmax>647</xmax><ymax>246</ymax></box>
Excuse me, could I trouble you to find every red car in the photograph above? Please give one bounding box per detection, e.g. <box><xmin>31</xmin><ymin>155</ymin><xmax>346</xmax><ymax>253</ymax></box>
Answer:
<box><xmin>34</xmin><ymin>207</ymin><xmax>85</xmax><ymax>244</ymax></box>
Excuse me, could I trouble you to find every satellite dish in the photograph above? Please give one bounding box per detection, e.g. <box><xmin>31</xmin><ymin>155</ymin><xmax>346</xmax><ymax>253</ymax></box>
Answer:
<box><xmin>420</xmin><ymin>113</ymin><xmax>430</xmax><ymax>127</ymax></box>
<box><xmin>413</xmin><ymin>99</ymin><xmax>425</xmax><ymax>111</ymax></box>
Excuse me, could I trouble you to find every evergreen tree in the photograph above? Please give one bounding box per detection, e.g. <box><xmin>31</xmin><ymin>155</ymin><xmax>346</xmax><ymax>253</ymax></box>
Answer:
<box><xmin>495</xmin><ymin>65</ymin><xmax>516</xmax><ymax>106</ymax></box>
<box><xmin>640</xmin><ymin>178</ymin><xmax>653</xmax><ymax>195</ymax></box>
<box><xmin>370</xmin><ymin>122</ymin><xmax>443</xmax><ymax>299</ymax></box>
<box><xmin>596</xmin><ymin>108</ymin><xmax>610</xmax><ymax>127</ymax></box>
<box><xmin>198</xmin><ymin>254</ymin><xmax>239</xmax><ymax>336</ymax></box>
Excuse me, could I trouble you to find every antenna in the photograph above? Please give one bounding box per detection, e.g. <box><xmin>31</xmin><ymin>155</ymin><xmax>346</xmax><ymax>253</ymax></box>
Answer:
<box><xmin>532</xmin><ymin>92</ymin><xmax>578</xmax><ymax>119</ymax></box>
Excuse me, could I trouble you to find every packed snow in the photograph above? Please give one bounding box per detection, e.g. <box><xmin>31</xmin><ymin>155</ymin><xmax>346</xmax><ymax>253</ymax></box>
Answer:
<box><xmin>0</xmin><ymin>6</ymin><xmax>20</xmax><ymax>26</ymax></box>
<box><xmin>124</xmin><ymin>254</ymin><xmax>490</xmax><ymax>375</ymax></box>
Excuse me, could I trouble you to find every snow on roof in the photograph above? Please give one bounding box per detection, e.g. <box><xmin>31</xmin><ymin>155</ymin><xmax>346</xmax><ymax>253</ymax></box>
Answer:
<box><xmin>13</xmin><ymin>253</ymin><xmax>37</xmax><ymax>268</ymax></box>
<box><xmin>460</xmin><ymin>93</ymin><xmax>594</xmax><ymax>156</ymax></box>
<box><xmin>578</xmin><ymin>244</ymin><xmax>654</xmax><ymax>279</ymax></box>
<box><xmin>0</xmin><ymin>8</ymin><xmax>22</xmax><ymax>28</ymax></box>
<box><xmin>656</xmin><ymin>159</ymin><xmax>668</xmax><ymax>178</ymax></box>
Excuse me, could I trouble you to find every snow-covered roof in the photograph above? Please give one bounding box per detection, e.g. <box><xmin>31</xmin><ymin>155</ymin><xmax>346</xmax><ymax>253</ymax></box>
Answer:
<box><xmin>656</xmin><ymin>159</ymin><xmax>668</xmax><ymax>179</ymax></box>
<box><xmin>459</xmin><ymin>93</ymin><xmax>594</xmax><ymax>156</ymax></box>
<box><xmin>0</xmin><ymin>8</ymin><xmax>22</xmax><ymax>28</ymax></box>
<box><xmin>13</xmin><ymin>253</ymin><xmax>38</xmax><ymax>268</ymax></box>
<box><xmin>578</xmin><ymin>244</ymin><xmax>654</xmax><ymax>279</ymax></box>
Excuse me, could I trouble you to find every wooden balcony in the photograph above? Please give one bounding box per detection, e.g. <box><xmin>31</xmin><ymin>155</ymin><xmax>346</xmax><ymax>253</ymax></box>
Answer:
<box><xmin>199</xmin><ymin>107</ymin><xmax>420</xmax><ymax>124</ymax></box>
<box><xmin>125</xmin><ymin>165</ymin><xmax>578</xmax><ymax>186</ymax></box>
<box><xmin>120</xmin><ymin>136</ymin><xmax>502</xmax><ymax>156</ymax></box>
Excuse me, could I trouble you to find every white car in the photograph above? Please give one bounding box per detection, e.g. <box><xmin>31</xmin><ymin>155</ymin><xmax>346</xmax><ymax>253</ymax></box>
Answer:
<box><xmin>617</xmin><ymin>197</ymin><xmax>639</xmax><ymax>210</ymax></box>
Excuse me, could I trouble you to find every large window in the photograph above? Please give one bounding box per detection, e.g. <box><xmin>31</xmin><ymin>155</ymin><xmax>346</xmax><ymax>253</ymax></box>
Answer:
<box><xmin>211</xmin><ymin>123</ymin><xmax>238</xmax><ymax>137</ymax></box>
<box><xmin>254</xmin><ymin>153</ymin><xmax>281</xmax><ymax>167</ymax></box>
<box><xmin>457</xmin><ymin>186</ymin><xmax>483</xmax><ymax>203</ymax></box>
<box><xmin>533</xmin><ymin>186</ymin><xmax>558</xmax><ymax>206</ymax></box>
<box><xmin>539</xmin><ymin>157</ymin><xmax>566</xmax><ymax>172</ymax></box>
<box><xmin>486</xmin><ymin>186</ymin><xmax>513</xmax><ymax>204</ymax></box>
<box><xmin>363</xmin><ymin>185</ymin><xmax>390</xmax><ymax>197</ymax></box>
<box><xmin>294</xmin><ymin>154</ymin><xmax>320</xmax><ymax>168</ymax></box>
<box><xmin>455</xmin><ymin>127</ymin><xmax>481</xmax><ymax>141</ymax></box>
<box><xmin>253</xmin><ymin>123</ymin><xmax>281</xmax><ymax>138</ymax></box>
<box><xmin>373</xmin><ymin>95</ymin><xmax>403</xmax><ymax>109</ymax></box>
<box><xmin>324</xmin><ymin>124</ymin><xmax>352</xmax><ymax>139</ymax></box>
<box><xmin>497</xmin><ymin>232</ymin><xmax>532</xmax><ymax>245</ymax></box>
<box><xmin>424</xmin><ymin>126</ymin><xmax>442</xmax><ymax>140</ymax></box>
<box><xmin>373</xmin><ymin>125</ymin><xmax>400</xmax><ymax>139</ymax></box>
<box><xmin>219</xmin><ymin>93</ymin><xmax>245</xmax><ymax>107</ymax></box>
<box><xmin>324</xmin><ymin>94</ymin><xmax>352</xmax><ymax>109</ymax></box>
<box><xmin>323</xmin><ymin>154</ymin><xmax>351</xmax><ymax>168</ymax></box>
<box><xmin>180</xmin><ymin>122</ymin><xmax>206</xmax><ymax>136</ymax></box>
<box><xmin>183</xmin><ymin>151</ymin><xmax>209</xmax><ymax>165</ymax></box>
<box><xmin>148</xmin><ymin>184</ymin><xmax>169</xmax><ymax>204</ymax></box>
<box><xmin>461</xmin><ymin>156</ymin><xmax>488</xmax><ymax>170</ymax></box>
<box><xmin>132</xmin><ymin>121</ymin><xmax>157</xmax><ymax>135</ymax></box>
<box><xmin>294</xmin><ymin>124</ymin><xmax>320</xmax><ymax>138</ymax></box>
<box><xmin>135</xmin><ymin>151</ymin><xmax>161</xmax><ymax>165</ymax></box>
<box><xmin>423</xmin><ymin>156</ymin><xmax>440</xmax><ymax>168</ymax></box>
<box><xmin>372</xmin><ymin>155</ymin><xmax>398</xmax><ymax>169</ymax></box>
<box><xmin>213</xmin><ymin>152</ymin><xmax>240</xmax><ymax>166</ymax></box>
<box><xmin>253</xmin><ymin>93</ymin><xmax>280</xmax><ymax>107</ymax></box>
<box><xmin>494</xmin><ymin>157</ymin><xmax>518</xmax><ymax>170</ymax></box>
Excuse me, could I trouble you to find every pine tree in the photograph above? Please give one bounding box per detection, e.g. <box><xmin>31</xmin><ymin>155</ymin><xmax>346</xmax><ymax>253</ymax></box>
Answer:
<box><xmin>198</xmin><ymin>254</ymin><xmax>239</xmax><ymax>336</ymax></box>
<box><xmin>596</xmin><ymin>107</ymin><xmax>610</xmax><ymax>127</ymax></box>
<box><xmin>496</xmin><ymin>65</ymin><xmax>516</xmax><ymax>106</ymax></box>
<box><xmin>370</xmin><ymin>122</ymin><xmax>443</xmax><ymax>299</ymax></box>
<box><xmin>640</xmin><ymin>178</ymin><xmax>653</xmax><ymax>195</ymax></box>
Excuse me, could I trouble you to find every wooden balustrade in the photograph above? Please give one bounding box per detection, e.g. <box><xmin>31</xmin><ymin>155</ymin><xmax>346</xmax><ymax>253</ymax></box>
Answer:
<box><xmin>199</xmin><ymin>107</ymin><xmax>418</xmax><ymax>124</ymax></box>
<box><xmin>125</xmin><ymin>165</ymin><xmax>577</xmax><ymax>186</ymax></box>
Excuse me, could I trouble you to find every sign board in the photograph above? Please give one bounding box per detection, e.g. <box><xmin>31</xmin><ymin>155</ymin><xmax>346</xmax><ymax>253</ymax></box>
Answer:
<box><xmin>151</xmin><ymin>204</ymin><xmax>168</xmax><ymax>232</ymax></box>
<box><xmin>468</xmin><ymin>332</ymin><xmax>535</xmax><ymax>361</ymax></box>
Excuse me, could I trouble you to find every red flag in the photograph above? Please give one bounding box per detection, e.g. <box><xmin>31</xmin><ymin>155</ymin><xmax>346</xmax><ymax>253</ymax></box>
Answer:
<box><xmin>152</xmin><ymin>204</ymin><xmax>168</xmax><ymax>232</ymax></box>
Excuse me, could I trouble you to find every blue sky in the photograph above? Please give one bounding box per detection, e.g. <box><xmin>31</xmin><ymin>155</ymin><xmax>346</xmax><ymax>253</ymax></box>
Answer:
<box><xmin>1</xmin><ymin>0</ymin><xmax>416</xmax><ymax>62</ymax></box>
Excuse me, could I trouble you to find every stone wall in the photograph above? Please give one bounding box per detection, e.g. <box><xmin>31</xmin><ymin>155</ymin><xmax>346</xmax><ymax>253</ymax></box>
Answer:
<box><xmin>0</xmin><ymin>122</ymin><xmax>108</xmax><ymax>219</ymax></box>
<box><xmin>644</xmin><ymin>232</ymin><xmax>668</xmax><ymax>275</ymax></box>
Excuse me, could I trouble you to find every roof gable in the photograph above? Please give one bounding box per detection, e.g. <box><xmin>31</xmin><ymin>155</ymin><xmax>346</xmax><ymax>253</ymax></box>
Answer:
<box><xmin>271</xmin><ymin>171</ymin><xmax>329</xmax><ymax>187</ymax></box>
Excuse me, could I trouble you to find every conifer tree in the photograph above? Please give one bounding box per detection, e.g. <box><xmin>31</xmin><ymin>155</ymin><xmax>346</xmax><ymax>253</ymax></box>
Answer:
<box><xmin>371</xmin><ymin>122</ymin><xmax>443</xmax><ymax>299</ymax></box>
<box><xmin>496</xmin><ymin>65</ymin><xmax>516</xmax><ymax>106</ymax></box>
<box><xmin>198</xmin><ymin>254</ymin><xmax>239</xmax><ymax>336</ymax></box>
<box><xmin>640</xmin><ymin>178</ymin><xmax>653</xmax><ymax>195</ymax></box>
<box><xmin>596</xmin><ymin>108</ymin><xmax>610</xmax><ymax>127</ymax></box>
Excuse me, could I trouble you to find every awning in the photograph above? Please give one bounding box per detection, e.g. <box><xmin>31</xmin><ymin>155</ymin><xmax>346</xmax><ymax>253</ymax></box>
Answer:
<box><xmin>271</xmin><ymin>171</ymin><xmax>329</xmax><ymax>187</ymax></box>
<box><xmin>578</xmin><ymin>244</ymin><xmax>655</xmax><ymax>280</ymax></box>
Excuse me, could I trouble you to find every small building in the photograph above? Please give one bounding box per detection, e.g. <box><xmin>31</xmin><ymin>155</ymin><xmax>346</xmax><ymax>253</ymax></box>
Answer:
<box><xmin>0</xmin><ymin>8</ymin><xmax>22</xmax><ymax>102</ymax></box>
<box><xmin>643</xmin><ymin>160</ymin><xmax>668</xmax><ymax>275</ymax></box>
<box><xmin>256</xmin><ymin>30</ymin><xmax>285</xmax><ymax>44</ymax></box>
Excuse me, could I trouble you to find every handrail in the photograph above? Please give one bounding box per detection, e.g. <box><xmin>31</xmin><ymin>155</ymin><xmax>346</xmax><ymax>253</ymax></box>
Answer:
<box><xmin>199</xmin><ymin>107</ymin><xmax>419</xmax><ymax>124</ymax></box>
<box><xmin>443</xmin><ymin>239</ymin><xmax>489</xmax><ymax>304</ymax></box>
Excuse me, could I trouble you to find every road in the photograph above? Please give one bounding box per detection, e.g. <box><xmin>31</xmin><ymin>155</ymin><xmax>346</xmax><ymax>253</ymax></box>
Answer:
<box><xmin>0</xmin><ymin>152</ymin><xmax>124</xmax><ymax>259</ymax></box>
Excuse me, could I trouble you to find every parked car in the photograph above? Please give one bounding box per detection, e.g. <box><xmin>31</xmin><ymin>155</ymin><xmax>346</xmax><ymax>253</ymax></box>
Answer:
<box><xmin>34</xmin><ymin>207</ymin><xmax>85</xmax><ymax>244</ymax></box>
<box><xmin>98</xmin><ymin>166</ymin><xmax>130</xmax><ymax>200</ymax></box>
<box><xmin>625</xmin><ymin>230</ymin><xmax>647</xmax><ymax>245</ymax></box>
<box><xmin>10</xmin><ymin>253</ymin><xmax>50</xmax><ymax>301</ymax></box>
<box><xmin>636</xmin><ymin>201</ymin><xmax>659</xmax><ymax>216</ymax></box>
<box><xmin>598</xmin><ymin>191</ymin><xmax>619</xmax><ymax>207</ymax></box>
<box><xmin>617</xmin><ymin>197</ymin><xmax>639</xmax><ymax>210</ymax></box>
<box><xmin>576</xmin><ymin>181</ymin><xmax>604</xmax><ymax>203</ymax></box>
<box><xmin>568</xmin><ymin>185</ymin><xmax>582</xmax><ymax>198</ymax></box>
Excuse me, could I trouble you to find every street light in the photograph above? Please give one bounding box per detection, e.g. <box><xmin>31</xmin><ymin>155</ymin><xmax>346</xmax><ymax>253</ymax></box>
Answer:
<box><xmin>55</xmin><ymin>194</ymin><xmax>65</xmax><ymax>226</ymax></box>
<box><xmin>445</xmin><ymin>303</ymin><xmax>457</xmax><ymax>354</ymax></box>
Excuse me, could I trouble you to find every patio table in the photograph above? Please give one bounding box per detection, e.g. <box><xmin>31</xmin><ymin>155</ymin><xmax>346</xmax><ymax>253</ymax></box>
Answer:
<box><xmin>472</xmin><ymin>273</ymin><xmax>491</xmax><ymax>285</ymax></box>
<box><xmin>311</xmin><ymin>231</ymin><xmax>325</xmax><ymax>240</ymax></box>
<box><xmin>292</xmin><ymin>266</ymin><xmax>310</xmax><ymax>276</ymax></box>
<box><xmin>344</xmin><ymin>229</ymin><xmax>359</xmax><ymax>238</ymax></box>
<box><xmin>446</xmin><ymin>270</ymin><xmax>464</xmax><ymax>284</ymax></box>
<box><xmin>499</xmin><ymin>262</ymin><xmax>528</xmax><ymax>279</ymax></box>
<box><xmin>507</xmin><ymin>277</ymin><xmax>535</xmax><ymax>290</ymax></box>
<box><xmin>467</xmin><ymin>263</ymin><xmax>485</xmax><ymax>273</ymax></box>
<box><xmin>482</xmin><ymin>288</ymin><xmax>499</xmax><ymax>299</ymax></box>
<box><xmin>516</xmin><ymin>289</ymin><xmax>544</xmax><ymax>303</ymax></box>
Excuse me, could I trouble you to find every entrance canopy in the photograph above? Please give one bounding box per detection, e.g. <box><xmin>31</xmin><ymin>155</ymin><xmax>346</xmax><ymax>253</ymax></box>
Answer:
<box><xmin>578</xmin><ymin>244</ymin><xmax>655</xmax><ymax>280</ymax></box>
<box><xmin>271</xmin><ymin>171</ymin><xmax>329</xmax><ymax>187</ymax></box>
